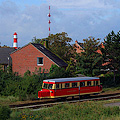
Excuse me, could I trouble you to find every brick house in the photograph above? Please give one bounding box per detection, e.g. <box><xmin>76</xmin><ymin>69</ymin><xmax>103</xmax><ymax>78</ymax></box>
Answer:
<box><xmin>74</xmin><ymin>40</ymin><xmax>110</xmax><ymax>72</ymax></box>
<box><xmin>10</xmin><ymin>43</ymin><xmax>68</xmax><ymax>76</ymax></box>
<box><xmin>74</xmin><ymin>40</ymin><xmax>105</xmax><ymax>55</ymax></box>
<box><xmin>0</xmin><ymin>47</ymin><xmax>15</xmax><ymax>71</ymax></box>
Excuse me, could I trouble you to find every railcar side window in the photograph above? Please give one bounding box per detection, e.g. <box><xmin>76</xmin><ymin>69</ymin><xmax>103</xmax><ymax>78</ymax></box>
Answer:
<box><xmin>48</xmin><ymin>84</ymin><xmax>53</xmax><ymax>89</ymax></box>
<box><xmin>96</xmin><ymin>81</ymin><xmax>98</xmax><ymax>86</ymax></box>
<box><xmin>72</xmin><ymin>82</ymin><xmax>77</xmax><ymax>87</ymax></box>
<box><xmin>80</xmin><ymin>82</ymin><xmax>85</xmax><ymax>87</ymax></box>
<box><xmin>56</xmin><ymin>84</ymin><xmax>59</xmax><ymax>89</ymax></box>
<box><xmin>87</xmin><ymin>81</ymin><xmax>91</xmax><ymax>86</ymax></box>
<box><xmin>65</xmin><ymin>83</ymin><xmax>70</xmax><ymax>88</ymax></box>
<box><xmin>61</xmin><ymin>84</ymin><xmax>62</xmax><ymax>89</ymax></box>
<box><xmin>93</xmin><ymin>81</ymin><xmax>95</xmax><ymax>86</ymax></box>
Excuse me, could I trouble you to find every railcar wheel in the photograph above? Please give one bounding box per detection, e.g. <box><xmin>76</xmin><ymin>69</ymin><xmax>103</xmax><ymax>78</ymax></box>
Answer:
<box><xmin>61</xmin><ymin>97</ymin><xmax>67</xmax><ymax>101</ymax></box>
<box><xmin>72</xmin><ymin>96</ymin><xmax>74</xmax><ymax>99</ymax></box>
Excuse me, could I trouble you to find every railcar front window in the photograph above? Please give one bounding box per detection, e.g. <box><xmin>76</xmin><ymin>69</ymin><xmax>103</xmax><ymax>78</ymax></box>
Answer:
<box><xmin>43</xmin><ymin>83</ymin><xmax>48</xmax><ymax>89</ymax></box>
<box><xmin>48</xmin><ymin>84</ymin><xmax>53</xmax><ymax>89</ymax></box>
<box><xmin>43</xmin><ymin>83</ymin><xmax>53</xmax><ymax>89</ymax></box>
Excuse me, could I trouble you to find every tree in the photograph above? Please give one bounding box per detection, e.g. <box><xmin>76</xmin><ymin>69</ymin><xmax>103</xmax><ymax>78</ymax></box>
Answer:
<box><xmin>76</xmin><ymin>37</ymin><xmax>103</xmax><ymax>76</ymax></box>
<box><xmin>32</xmin><ymin>32</ymin><xmax>74</xmax><ymax>62</ymax></box>
<box><xmin>101</xmin><ymin>30</ymin><xmax>120</xmax><ymax>82</ymax></box>
<box><xmin>48</xmin><ymin>64</ymin><xmax>70</xmax><ymax>78</ymax></box>
<box><xmin>32</xmin><ymin>36</ymin><xmax>42</xmax><ymax>43</ymax></box>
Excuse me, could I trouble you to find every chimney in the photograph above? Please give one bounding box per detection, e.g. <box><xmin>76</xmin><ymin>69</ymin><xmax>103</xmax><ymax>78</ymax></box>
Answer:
<box><xmin>41</xmin><ymin>40</ymin><xmax>48</xmax><ymax>48</ymax></box>
<box><xmin>13</xmin><ymin>32</ymin><xmax>18</xmax><ymax>49</ymax></box>
<box><xmin>44</xmin><ymin>40</ymin><xmax>48</xmax><ymax>48</ymax></box>
<box><xmin>75</xmin><ymin>40</ymin><xmax>78</xmax><ymax>43</ymax></box>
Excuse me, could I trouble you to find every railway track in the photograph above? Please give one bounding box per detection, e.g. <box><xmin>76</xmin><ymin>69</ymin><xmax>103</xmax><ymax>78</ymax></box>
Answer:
<box><xmin>10</xmin><ymin>93</ymin><xmax>120</xmax><ymax>110</ymax></box>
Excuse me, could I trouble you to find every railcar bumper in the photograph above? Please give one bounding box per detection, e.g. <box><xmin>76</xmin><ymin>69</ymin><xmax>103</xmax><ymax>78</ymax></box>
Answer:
<box><xmin>38</xmin><ymin>90</ymin><xmax>50</xmax><ymax>99</ymax></box>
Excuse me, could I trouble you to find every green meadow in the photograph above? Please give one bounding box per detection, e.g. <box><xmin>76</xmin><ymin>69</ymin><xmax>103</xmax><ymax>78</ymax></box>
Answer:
<box><xmin>8</xmin><ymin>100</ymin><xmax>120</xmax><ymax>120</ymax></box>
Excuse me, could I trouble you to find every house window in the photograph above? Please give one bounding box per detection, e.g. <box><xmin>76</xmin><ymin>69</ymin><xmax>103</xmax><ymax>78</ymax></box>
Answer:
<box><xmin>37</xmin><ymin>57</ymin><xmax>43</xmax><ymax>65</ymax></box>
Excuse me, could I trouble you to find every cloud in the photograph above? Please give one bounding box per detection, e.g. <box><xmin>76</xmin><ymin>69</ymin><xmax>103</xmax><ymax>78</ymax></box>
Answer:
<box><xmin>0</xmin><ymin>0</ymin><xmax>120</xmax><ymax>47</ymax></box>
<box><xmin>0</xmin><ymin>1</ymin><xmax>49</xmax><ymax>46</ymax></box>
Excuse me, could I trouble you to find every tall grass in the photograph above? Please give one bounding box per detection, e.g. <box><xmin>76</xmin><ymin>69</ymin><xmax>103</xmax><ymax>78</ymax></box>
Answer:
<box><xmin>10</xmin><ymin>101</ymin><xmax>120</xmax><ymax>120</ymax></box>
<box><xmin>0</xmin><ymin>96</ymin><xmax>19</xmax><ymax>104</ymax></box>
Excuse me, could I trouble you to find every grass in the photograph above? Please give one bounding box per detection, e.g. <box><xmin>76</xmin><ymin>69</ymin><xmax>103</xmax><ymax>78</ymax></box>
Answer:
<box><xmin>0</xmin><ymin>96</ymin><xmax>19</xmax><ymax>105</ymax></box>
<box><xmin>9</xmin><ymin>100</ymin><xmax>120</xmax><ymax>120</ymax></box>
<box><xmin>0</xmin><ymin>86</ymin><xmax>120</xmax><ymax>119</ymax></box>
<box><xmin>102</xmin><ymin>86</ymin><xmax>120</xmax><ymax>94</ymax></box>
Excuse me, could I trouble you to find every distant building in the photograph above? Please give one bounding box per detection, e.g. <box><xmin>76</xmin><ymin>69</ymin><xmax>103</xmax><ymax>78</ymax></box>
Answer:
<box><xmin>0</xmin><ymin>47</ymin><xmax>15</xmax><ymax>71</ymax></box>
<box><xmin>73</xmin><ymin>40</ymin><xmax>84</xmax><ymax>54</ymax></box>
<box><xmin>10</xmin><ymin>43</ymin><xmax>68</xmax><ymax>76</ymax></box>
<box><xmin>73</xmin><ymin>40</ymin><xmax>110</xmax><ymax>72</ymax></box>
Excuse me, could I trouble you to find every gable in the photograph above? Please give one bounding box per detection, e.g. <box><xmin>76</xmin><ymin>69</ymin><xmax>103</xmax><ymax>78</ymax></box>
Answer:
<box><xmin>10</xmin><ymin>43</ymin><xmax>67</xmax><ymax>67</ymax></box>
<box><xmin>0</xmin><ymin>48</ymin><xmax>15</xmax><ymax>64</ymax></box>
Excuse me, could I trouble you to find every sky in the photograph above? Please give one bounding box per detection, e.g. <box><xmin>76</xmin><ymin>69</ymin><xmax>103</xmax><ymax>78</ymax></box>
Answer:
<box><xmin>0</xmin><ymin>0</ymin><xmax>120</xmax><ymax>47</ymax></box>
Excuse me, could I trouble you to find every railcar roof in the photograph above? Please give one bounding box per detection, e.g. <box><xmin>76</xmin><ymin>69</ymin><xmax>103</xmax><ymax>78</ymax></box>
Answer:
<box><xmin>43</xmin><ymin>77</ymin><xmax>99</xmax><ymax>83</ymax></box>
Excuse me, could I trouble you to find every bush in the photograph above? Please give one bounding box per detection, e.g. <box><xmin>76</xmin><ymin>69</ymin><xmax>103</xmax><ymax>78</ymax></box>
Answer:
<box><xmin>49</xmin><ymin>64</ymin><xmax>70</xmax><ymax>79</ymax></box>
<box><xmin>0</xmin><ymin>66</ymin><xmax>71</xmax><ymax>101</ymax></box>
<box><xmin>100</xmin><ymin>73</ymin><xmax>120</xmax><ymax>88</ymax></box>
<box><xmin>0</xmin><ymin>105</ymin><xmax>11</xmax><ymax>120</ymax></box>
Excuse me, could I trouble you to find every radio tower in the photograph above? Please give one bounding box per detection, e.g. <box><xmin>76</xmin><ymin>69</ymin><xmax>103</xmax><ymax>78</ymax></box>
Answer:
<box><xmin>48</xmin><ymin>6</ymin><xmax>51</xmax><ymax>36</ymax></box>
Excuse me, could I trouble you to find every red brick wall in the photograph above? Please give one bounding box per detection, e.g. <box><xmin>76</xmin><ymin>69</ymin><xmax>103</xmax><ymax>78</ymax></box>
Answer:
<box><xmin>10</xmin><ymin>44</ymin><xmax>56</xmax><ymax>76</ymax></box>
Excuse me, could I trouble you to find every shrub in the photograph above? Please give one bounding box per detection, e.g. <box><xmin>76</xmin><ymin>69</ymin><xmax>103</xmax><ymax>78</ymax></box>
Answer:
<box><xmin>49</xmin><ymin>64</ymin><xmax>70</xmax><ymax>79</ymax></box>
<box><xmin>100</xmin><ymin>73</ymin><xmax>120</xmax><ymax>88</ymax></box>
<box><xmin>0</xmin><ymin>105</ymin><xmax>11</xmax><ymax>120</ymax></box>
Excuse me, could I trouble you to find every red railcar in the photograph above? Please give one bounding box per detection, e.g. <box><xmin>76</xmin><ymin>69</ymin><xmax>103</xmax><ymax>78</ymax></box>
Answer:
<box><xmin>38</xmin><ymin>77</ymin><xmax>102</xmax><ymax>99</ymax></box>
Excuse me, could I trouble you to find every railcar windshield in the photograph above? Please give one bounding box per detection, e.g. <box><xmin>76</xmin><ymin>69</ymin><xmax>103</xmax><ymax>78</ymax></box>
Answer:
<box><xmin>43</xmin><ymin>83</ymin><xmax>53</xmax><ymax>89</ymax></box>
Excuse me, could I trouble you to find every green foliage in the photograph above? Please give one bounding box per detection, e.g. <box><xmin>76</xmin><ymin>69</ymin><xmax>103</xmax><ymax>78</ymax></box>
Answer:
<box><xmin>47</xmin><ymin>32</ymin><xmax>73</xmax><ymax>61</ymax></box>
<box><xmin>0</xmin><ymin>68</ymin><xmax>47</xmax><ymax>101</ymax></box>
<box><xmin>24</xmin><ymin>70</ymin><xmax>31</xmax><ymax>76</ymax></box>
<box><xmin>101</xmin><ymin>30</ymin><xmax>120</xmax><ymax>82</ymax></box>
<box><xmin>49</xmin><ymin>64</ymin><xmax>70</xmax><ymax>79</ymax></box>
<box><xmin>32</xmin><ymin>36</ymin><xmax>41</xmax><ymax>43</ymax></box>
<box><xmin>11</xmin><ymin>101</ymin><xmax>120</xmax><ymax>120</ymax></box>
<box><xmin>0</xmin><ymin>96</ymin><xmax>19</xmax><ymax>103</ymax></box>
<box><xmin>76</xmin><ymin>37</ymin><xmax>103</xmax><ymax>76</ymax></box>
<box><xmin>100</xmin><ymin>73</ymin><xmax>120</xmax><ymax>88</ymax></box>
<box><xmin>66</xmin><ymin>58</ymin><xmax>76</xmax><ymax>76</ymax></box>
<box><xmin>0</xmin><ymin>105</ymin><xmax>11</xmax><ymax>120</ymax></box>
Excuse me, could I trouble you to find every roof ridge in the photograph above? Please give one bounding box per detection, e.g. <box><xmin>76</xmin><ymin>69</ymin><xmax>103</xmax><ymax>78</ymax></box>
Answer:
<box><xmin>31</xmin><ymin>43</ymin><xmax>68</xmax><ymax>67</ymax></box>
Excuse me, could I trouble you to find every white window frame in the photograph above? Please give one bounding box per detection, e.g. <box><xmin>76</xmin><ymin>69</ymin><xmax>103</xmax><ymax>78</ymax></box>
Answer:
<box><xmin>37</xmin><ymin>57</ymin><xmax>43</xmax><ymax>66</ymax></box>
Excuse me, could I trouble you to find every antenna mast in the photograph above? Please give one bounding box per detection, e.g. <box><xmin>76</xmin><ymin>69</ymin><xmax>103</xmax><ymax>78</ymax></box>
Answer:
<box><xmin>48</xmin><ymin>5</ymin><xmax>51</xmax><ymax>36</ymax></box>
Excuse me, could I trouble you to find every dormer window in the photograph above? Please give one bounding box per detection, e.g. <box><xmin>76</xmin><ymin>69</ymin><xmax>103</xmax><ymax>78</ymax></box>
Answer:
<box><xmin>37</xmin><ymin>57</ymin><xmax>43</xmax><ymax>65</ymax></box>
